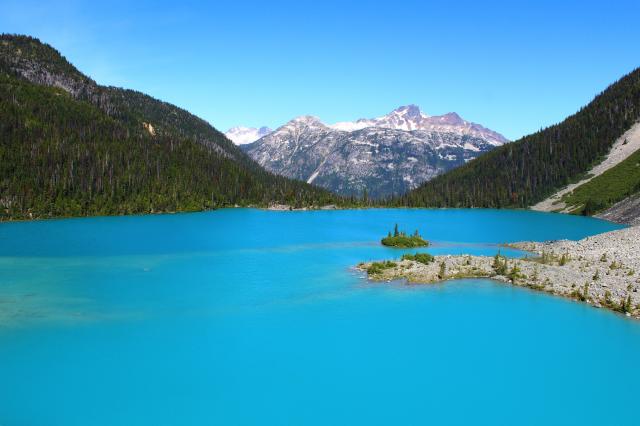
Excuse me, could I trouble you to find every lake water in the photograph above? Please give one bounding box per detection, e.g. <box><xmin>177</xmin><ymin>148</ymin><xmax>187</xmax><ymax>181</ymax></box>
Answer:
<box><xmin>0</xmin><ymin>208</ymin><xmax>638</xmax><ymax>425</ymax></box>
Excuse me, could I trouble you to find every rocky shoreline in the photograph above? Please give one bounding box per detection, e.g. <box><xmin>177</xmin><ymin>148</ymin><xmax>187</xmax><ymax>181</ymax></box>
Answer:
<box><xmin>357</xmin><ymin>226</ymin><xmax>640</xmax><ymax>319</ymax></box>
<box><xmin>263</xmin><ymin>204</ymin><xmax>339</xmax><ymax>211</ymax></box>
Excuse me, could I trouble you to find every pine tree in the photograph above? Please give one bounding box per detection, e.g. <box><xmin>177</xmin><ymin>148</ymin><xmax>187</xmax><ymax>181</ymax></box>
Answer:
<box><xmin>438</xmin><ymin>261</ymin><xmax>446</xmax><ymax>279</ymax></box>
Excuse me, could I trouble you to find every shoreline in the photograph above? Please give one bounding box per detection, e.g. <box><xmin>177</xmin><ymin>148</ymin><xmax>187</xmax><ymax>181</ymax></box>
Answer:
<box><xmin>1</xmin><ymin>205</ymin><xmax>628</xmax><ymax>225</ymax></box>
<box><xmin>357</xmin><ymin>226</ymin><xmax>640</xmax><ymax>319</ymax></box>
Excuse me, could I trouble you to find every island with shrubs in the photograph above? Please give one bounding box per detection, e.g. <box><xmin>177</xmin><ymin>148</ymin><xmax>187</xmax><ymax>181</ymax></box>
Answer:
<box><xmin>381</xmin><ymin>224</ymin><xmax>429</xmax><ymax>248</ymax></box>
<box><xmin>358</xmin><ymin>226</ymin><xmax>640</xmax><ymax>319</ymax></box>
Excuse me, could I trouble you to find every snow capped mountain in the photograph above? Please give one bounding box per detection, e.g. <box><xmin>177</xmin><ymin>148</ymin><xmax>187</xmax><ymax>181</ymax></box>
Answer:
<box><xmin>330</xmin><ymin>105</ymin><xmax>507</xmax><ymax>146</ymax></box>
<box><xmin>263</xmin><ymin>115</ymin><xmax>330</xmax><ymax>140</ymax></box>
<box><xmin>279</xmin><ymin>115</ymin><xmax>327</xmax><ymax>130</ymax></box>
<box><xmin>225</xmin><ymin>126</ymin><xmax>272</xmax><ymax>145</ymax></box>
<box><xmin>331</xmin><ymin>104</ymin><xmax>431</xmax><ymax>132</ymax></box>
<box><xmin>241</xmin><ymin>106</ymin><xmax>508</xmax><ymax>198</ymax></box>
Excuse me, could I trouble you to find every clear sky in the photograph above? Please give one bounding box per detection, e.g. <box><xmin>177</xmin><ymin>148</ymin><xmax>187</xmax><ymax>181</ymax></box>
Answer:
<box><xmin>2</xmin><ymin>0</ymin><xmax>639</xmax><ymax>140</ymax></box>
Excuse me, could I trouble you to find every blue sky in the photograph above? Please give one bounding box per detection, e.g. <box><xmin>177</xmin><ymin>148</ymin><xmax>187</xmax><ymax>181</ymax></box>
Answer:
<box><xmin>2</xmin><ymin>0</ymin><xmax>639</xmax><ymax>140</ymax></box>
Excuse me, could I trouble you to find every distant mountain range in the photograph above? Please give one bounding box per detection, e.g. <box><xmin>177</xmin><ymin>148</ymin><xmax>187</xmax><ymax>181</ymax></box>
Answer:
<box><xmin>329</xmin><ymin>105</ymin><xmax>506</xmax><ymax>145</ymax></box>
<box><xmin>226</xmin><ymin>105</ymin><xmax>506</xmax><ymax>145</ymax></box>
<box><xmin>228</xmin><ymin>105</ymin><xmax>507</xmax><ymax>198</ymax></box>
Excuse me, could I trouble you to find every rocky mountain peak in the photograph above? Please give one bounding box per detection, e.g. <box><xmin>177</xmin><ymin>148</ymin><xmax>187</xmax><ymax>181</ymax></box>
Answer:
<box><xmin>275</xmin><ymin>115</ymin><xmax>328</xmax><ymax>133</ymax></box>
<box><xmin>437</xmin><ymin>112</ymin><xmax>463</xmax><ymax>124</ymax></box>
<box><xmin>229</xmin><ymin>106</ymin><xmax>508</xmax><ymax>148</ymax></box>
<box><xmin>393</xmin><ymin>104</ymin><xmax>426</xmax><ymax>118</ymax></box>
<box><xmin>290</xmin><ymin>115</ymin><xmax>324</xmax><ymax>125</ymax></box>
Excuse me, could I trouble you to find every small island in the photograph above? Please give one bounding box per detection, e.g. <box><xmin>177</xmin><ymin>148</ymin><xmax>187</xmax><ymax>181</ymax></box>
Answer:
<box><xmin>381</xmin><ymin>224</ymin><xmax>429</xmax><ymax>248</ymax></box>
<box><xmin>359</xmin><ymin>226</ymin><xmax>640</xmax><ymax>319</ymax></box>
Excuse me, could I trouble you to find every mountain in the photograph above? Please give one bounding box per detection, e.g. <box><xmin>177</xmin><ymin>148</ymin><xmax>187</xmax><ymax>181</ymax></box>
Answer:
<box><xmin>395</xmin><ymin>67</ymin><xmax>640</xmax><ymax>210</ymax></box>
<box><xmin>528</xmin><ymin>121</ymin><xmax>640</xmax><ymax>223</ymax></box>
<box><xmin>225</xmin><ymin>126</ymin><xmax>272</xmax><ymax>145</ymax></box>
<box><xmin>241</xmin><ymin>107</ymin><xmax>507</xmax><ymax>198</ymax></box>
<box><xmin>330</xmin><ymin>105</ymin><xmax>507</xmax><ymax>146</ymax></box>
<box><xmin>0</xmin><ymin>34</ymin><xmax>339</xmax><ymax>220</ymax></box>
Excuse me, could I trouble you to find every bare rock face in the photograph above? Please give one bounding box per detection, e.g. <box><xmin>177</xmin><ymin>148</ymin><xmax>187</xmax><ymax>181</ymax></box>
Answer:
<box><xmin>596</xmin><ymin>193</ymin><xmax>640</xmax><ymax>225</ymax></box>
<box><xmin>242</xmin><ymin>107</ymin><xmax>507</xmax><ymax>198</ymax></box>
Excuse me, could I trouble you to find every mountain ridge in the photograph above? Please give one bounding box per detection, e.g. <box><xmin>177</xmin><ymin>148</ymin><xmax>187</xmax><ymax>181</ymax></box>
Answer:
<box><xmin>395</xmin><ymin>67</ymin><xmax>640</xmax><ymax>209</ymax></box>
<box><xmin>0</xmin><ymin>34</ymin><xmax>339</xmax><ymax>220</ymax></box>
<box><xmin>329</xmin><ymin>105</ymin><xmax>507</xmax><ymax>146</ymax></box>
<box><xmin>241</xmin><ymin>106</ymin><xmax>507</xmax><ymax>198</ymax></box>
<box><xmin>225</xmin><ymin>105</ymin><xmax>508</xmax><ymax>146</ymax></box>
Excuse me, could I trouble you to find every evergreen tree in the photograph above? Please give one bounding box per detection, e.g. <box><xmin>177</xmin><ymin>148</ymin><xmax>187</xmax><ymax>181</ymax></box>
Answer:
<box><xmin>438</xmin><ymin>261</ymin><xmax>446</xmax><ymax>279</ymax></box>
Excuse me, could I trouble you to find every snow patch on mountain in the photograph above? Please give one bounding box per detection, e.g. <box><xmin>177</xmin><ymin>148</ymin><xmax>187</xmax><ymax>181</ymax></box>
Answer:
<box><xmin>330</xmin><ymin>105</ymin><xmax>507</xmax><ymax>146</ymax></box>
<box><xmin>238</xmin><ymin>105</ymin><xmax>508</xmax><ymax>198</ymax></box>
<box><xmin>225</xmin><ymin>126</ymin><xmax>272</xmax><ymax>145</ymax></box>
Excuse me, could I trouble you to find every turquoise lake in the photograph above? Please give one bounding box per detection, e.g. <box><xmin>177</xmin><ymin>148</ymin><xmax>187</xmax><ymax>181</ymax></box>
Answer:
<box><xmin>1</xmin><ymin>208</ymin><xmax>639</xmax><ymax>425</ymax></box>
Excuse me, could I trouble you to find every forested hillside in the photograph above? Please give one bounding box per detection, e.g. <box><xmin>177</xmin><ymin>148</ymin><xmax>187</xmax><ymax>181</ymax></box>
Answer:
<box><xmin>395</xmin><ymin>68</ymin><xmax>640</xmax><ymax>208</ymax></box>
<box><xmin>561</xmin><ymin>147</ymin><xmax>640</xmax><ymax>215</ymax></box>
<box><xmin>0</xmin><ymin>35</ymin><xmax>338</xmax><ymax>220</ymax></box>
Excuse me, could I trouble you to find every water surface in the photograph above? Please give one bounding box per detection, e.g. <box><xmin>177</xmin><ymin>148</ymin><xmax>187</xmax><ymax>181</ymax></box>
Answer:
<box><xmin>0</xmin><ymin>209</ymin><xmax>638</xmax><ymax>425</ymax></box>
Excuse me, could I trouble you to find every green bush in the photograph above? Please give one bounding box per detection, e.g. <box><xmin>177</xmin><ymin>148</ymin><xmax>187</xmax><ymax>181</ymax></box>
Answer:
<box><xmin>402</xmin><ymin>253</ymin><xmax>435</xmax><ymax>265</ymax></box>
<box><xmin>366</xmin><ymin>260</ymin><xmax>397</xmax><ymax>275</ymax></box>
